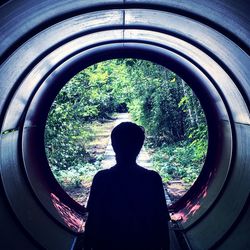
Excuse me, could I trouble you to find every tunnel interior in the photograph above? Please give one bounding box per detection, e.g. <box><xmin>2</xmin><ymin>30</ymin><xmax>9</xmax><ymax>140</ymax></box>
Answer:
<box><xmin>0</xmin><ymin>1</ymin><xmax>250</xmax><ymax>249</ymax></box>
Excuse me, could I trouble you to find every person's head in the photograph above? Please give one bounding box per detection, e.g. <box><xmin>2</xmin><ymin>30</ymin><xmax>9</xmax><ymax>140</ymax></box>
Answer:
<box><xmin>111</xmin><ymin>122</ymin><xmax>145</xmax><ymax>164</ymax></box>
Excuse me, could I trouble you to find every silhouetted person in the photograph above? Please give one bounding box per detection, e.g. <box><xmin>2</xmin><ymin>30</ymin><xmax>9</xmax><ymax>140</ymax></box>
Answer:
<box><xmin>84</xmin><ymin>122</ymin><xmax>170</xmax><ymax>250</ymax></box>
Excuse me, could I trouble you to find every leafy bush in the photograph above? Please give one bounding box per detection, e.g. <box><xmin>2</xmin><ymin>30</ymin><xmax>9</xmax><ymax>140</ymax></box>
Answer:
<box><xmin>148</xmin><ymin>126</ymin><xmax>207</xmax><ymax>185</ymax></box>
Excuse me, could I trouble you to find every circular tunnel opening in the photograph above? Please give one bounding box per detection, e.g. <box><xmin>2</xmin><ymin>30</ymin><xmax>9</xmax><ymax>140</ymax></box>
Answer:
<box><xmin>44</xmin><ymin>58</ymin><xmax>208</xmax><ymax>209</ymax></box>
<box><xmin>0</xmin><ymin>39</ymin><xmax>238</xmax><ymax>242</ymax></box>
<box><xmin>18</xmin><ymin>42</ymin><xmax>233</xmax><ymax>234</ymax></box>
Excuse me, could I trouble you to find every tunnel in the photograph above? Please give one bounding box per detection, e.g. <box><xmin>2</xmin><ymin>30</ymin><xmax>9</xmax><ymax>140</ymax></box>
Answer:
<box><xmin>0</xmin><ymin>0</ymin><xmax>250</xmax><ymax>249</ymax></box>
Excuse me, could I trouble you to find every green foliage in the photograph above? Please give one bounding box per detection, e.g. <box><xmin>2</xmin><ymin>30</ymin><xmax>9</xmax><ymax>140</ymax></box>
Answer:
<box><xmin>45</xmin><ymin>58</ymin><xmax>208</xmax><ymax>189</ymax></box>
<box><xmin>149</xmin><ymin>135</ymin><xmax>207</xmax><ymax>185</ymax></box>
<box><xmin>126</xmin><ymin>61</ymin><xmax>187</xmax><ymax>145</ymax></box>
<box><xmin>53</xmin><ymin>158</ymin><xmax>104</xmax><ymax>189</ymax></box>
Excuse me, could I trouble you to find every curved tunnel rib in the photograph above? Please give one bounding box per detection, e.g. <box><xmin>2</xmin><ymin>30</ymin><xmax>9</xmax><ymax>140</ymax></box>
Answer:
<box><xmin>0</xmin><ymin>1</ymin><xmax>249</xmax><ymax>249</ymax></box>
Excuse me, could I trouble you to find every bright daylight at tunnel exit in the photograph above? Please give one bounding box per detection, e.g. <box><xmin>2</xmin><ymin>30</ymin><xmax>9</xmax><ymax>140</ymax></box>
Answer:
<box><xmin>45</xmin><ymin>59</ymin><xmax>208</xmax><ymax>208</ymax></box>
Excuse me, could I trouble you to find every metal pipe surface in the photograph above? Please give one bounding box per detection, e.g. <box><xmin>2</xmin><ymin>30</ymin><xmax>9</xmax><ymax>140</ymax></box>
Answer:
<box><xmin>0</xmin><ymin>1</ymin><xmax>249</xmax><ymax>249</ymax></box>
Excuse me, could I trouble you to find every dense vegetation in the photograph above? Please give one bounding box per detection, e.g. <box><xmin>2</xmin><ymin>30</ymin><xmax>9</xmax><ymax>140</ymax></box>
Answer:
<box><xmin>45</xmin><ymin>59</ymin><xmax>208</xmax><ymax>190</ymax></box>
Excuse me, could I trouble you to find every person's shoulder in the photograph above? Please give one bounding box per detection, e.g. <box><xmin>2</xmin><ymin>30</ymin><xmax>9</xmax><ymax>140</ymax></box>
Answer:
<box><xmin>148</xmin><ymin>169</ymin><xmax>162</xmax><ymax>179</ymax></box>
<box><xmin>136</xmin><ymin>166</ymin><xmax>162</xmax><ymax>179</ymax></box>
<box><xmin>94</xmin><ymin>169</ymin><xmax>110</xmax><ymax>179</ymax></box>
<box><xmin>146</xmin><ymin>169</ymin><xmax>163</xmax><ymax>183</ymax></box>
<box><xmin>92</xmin><ymin>169</ymin><xmax>111</xmax><ymax>182</ymax></box>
